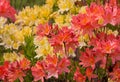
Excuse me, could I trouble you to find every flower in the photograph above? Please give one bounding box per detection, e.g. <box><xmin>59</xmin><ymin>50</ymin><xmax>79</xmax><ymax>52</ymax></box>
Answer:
<box><xmin>45</xmin><ymin>55</ymin><xmax>58</xmax><ymax>78</ymax></box>
<box><xmin>57</xmin><ymin>0</ymin><xmax>75</xmax><ymax>13</ymax></box>
<box><xmin>49</xmin><ymin>27</ymin><xmax>78</xmax><ymax>55</ymax></box>
<box><xmin>31</xmin><ymin>61</ymin><xmax>45</xmax><ymax>82</ymax></box>
<box><xmin>8</xmin><ymin>61</ymin><xmax>26</xmax><ymax>82</ymax></box>
<box><xmin>89</xmin><ymin>32</ymin><xmax>120</xmax><ymax>64</ymax></box>
<box><xmin>71</xmin><ymin>3</ymin><xmax>105</xmax><ymax>35</ymax></box>
<box><xmin>58</xmin><ymin>57</ymin><xmax>70</xmax><ymax>74</ymax></box>
<box><xmin>74</xmin><ymin>67</ymin><xmax>86</xmax><ymax>82</ymax></box>
<box><xmin>34</xmin><ymin>36</ymin><xmax>53</xmax><ymax>58</ymax></box>
<box><xmin>19</xmin><ymin>58</ymin><xmax>30</xmax><ymax>70</ymax></box>
<box><xmin>0</xmin><ymin>61</ymin><xmax>9</xmax><ymax>80</ymax></box>
<box><xmin>109</xmin><ymin>67</ymin><xmax>120</xmax><ymax>82</ymax></box>
<box><xmin>0</xmin><ymin>24</ymin><xmax>25</xmax><ymax>49</ymax></box>
<box><xmin>0</xmin><ymin>0</ymin><xmax>16</xmax><ymax>21</ymax></box>
<box><xmin>0</xmin><ymin>17</ymin><xmax>7</xmax><ymax>29</ymax></box>
<box><xmin>36</xmin><ymin>23</ymin><xmax>52</xmax><ymax>38</ymax></box>
<box><xmin>79</xmin><ymin>48</ymin><xmax>96</xmax><ymax>69</ymax></box>
<box><xmin>85</xmin><ymin>67</ymin><xmax>97</xmax><ymax>81</ymax></box>
<box><xmin>3</xmin><ymin>52</ymin><xmax>19</xmax><ymax>62</ymax></box>
<box><xmin>16</xmin><ymin>5</ymin><xmax>52</xmax><ymax>26</ymax></box>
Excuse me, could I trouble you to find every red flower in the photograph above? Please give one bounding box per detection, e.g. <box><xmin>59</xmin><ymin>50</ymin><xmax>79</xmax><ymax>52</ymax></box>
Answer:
<box><xmin>90</xmin><ymin>33</ymin><xmax>120</xmax><ymax>54</ymax></box>
<box><xmin>74</xmin><ymin>67</ymin><xmax>86</xmax><ymax>82</ymax></box>
<box><xmin>19</xmin><ymin>58</ymin><xmax>30</xmax><ymax>70</ymax></box>
<box><xmin>49</xmin><ymin>27</ymin><xmax>78</xmax><ymax>55</ymax></box>
<box><xmin>8</xmin><ymin>61</ymin><xmax>26</xmax><ymax>82</ymax></box>
<box><xmin>79</xmin><ymin>48</ymin><xmax>96</xmax><ymax>69</ymax></box>
<box><xmin>71</xmin><ymin>3</ymin><xmax>105</xmax><ymax>35</ymax></box>
<box><xmin>0</xmin><ymin>0</ymin><xmax>16</xmax><ymax>21</ymax></box>
<box><xmin>0</xmin><ymin>61</ymin><xmax>9</xmax><ymax>81</ymax></box>
<box><xmin>85</xmin><ymin>67</ymin><xmax>97</xmax><ymax>81</ymax></box>
<box><xmin>37</xmin><ymin>23</ymin><xmax>52</xmax><ymax>38</ymax></box>
<box><xmin>58</xmin><ymin>57</ymin><xmax>70</xmax><ymax>74</ymax></box>
<box><xmin>45</xmin><ymin>55</ymin><xmax>58</xmax><ymax>79</ymax></box>
<box><xmin>89</xmin><ymin>33</ymin><xmax>120</xmax><ymax>65</ymax></box>
<box><xmin>31</xmin><ymin>61</ymin><xmax>45</xmax><ymax>82</ymax></box>
<box><xmin>110</xmin><ymin>67</ymin><xmax>120</xmax><ymax>82</ymax></box>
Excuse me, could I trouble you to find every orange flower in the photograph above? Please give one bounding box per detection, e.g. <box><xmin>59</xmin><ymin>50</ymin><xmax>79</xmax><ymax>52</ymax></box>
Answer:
<box><xmin>19</xmin><ymin>58</ymin><xmax>30</xmax><ymax>70</ymax></box>
<box><xmin>85</xmin><ymin>67</ymin><xmax>97</xmax><ymax>81</ymax></box>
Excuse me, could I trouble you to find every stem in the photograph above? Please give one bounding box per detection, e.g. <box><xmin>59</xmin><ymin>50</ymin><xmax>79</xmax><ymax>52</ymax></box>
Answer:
<box><xmin>63</xmin><ymin>42</ymin><xmax>68</xmax><ymax>56</ymax></box>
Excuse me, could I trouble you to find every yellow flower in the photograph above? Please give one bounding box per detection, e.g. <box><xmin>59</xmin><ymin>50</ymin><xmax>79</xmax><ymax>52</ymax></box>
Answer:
<box><xmin>54</xmin><ymin>14</ymin><xmax>71</xmax><ymax>27</ymax></box>
<box><xmin>0</xmin><ymin>17</ymin><xmax>7</xmax><ymax>29</ymax></box>
<box><xmin>3</xmin><ymin>52</ymin><xmax>24</xmax><ymax>62</ymax></box>
<box><xmin>16</xmin><ymin>5</ymin><xmax>52</xmax><ymax>26</ymax></box>
<box><xmin>98</xmin><ymin>17</ymin><xmax>104</xmax><ymax>25</ymax></box>
<box><xmin>58</xmin><ymin>0</ymin><xmax>75</xmax><ymax>13</ymax></box>
<box><xmin>21</xmin><ymin>26</ymin><xmax>32</xmax><ymax>36</ymax></box>
<box><xmin>3</xmin><ymin>52</ymin><xmax>18</xmax><ymax>62</ymax></box>
<box><xmin>1</xmin><ymin>24</ymin><xmax>25</xmax><ymax>49</ymax></box>
<box><xmin>34</xmin><ymin>36</ymin><xmax>53</xmax><ymax>58</ymax></box>
<box><xmin>54</xmin><ymin>14</ymin><xmax>65</xmax><ymax>27</ymax></box>
<box><xmin>79</xmin><ymin>6</ymin><xmax>87</xmax><ymax>14</ymax></box>
<box><xmin>46</xmin><ymin>0</ymin><xmax>56</xmax><ymax>8</ymax></box>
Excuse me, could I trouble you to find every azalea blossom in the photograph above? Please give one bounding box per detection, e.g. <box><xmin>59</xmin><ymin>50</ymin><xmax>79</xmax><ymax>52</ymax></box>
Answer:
<box><xmin>85</xmin><ymin>67</ymin><xmax>97</xmax><ymax>81</ymax></box>
<box><xmin>19</xmin><ymin>58</ymin><xmax>30</xmax><ymax>70</ymax></box>
<box><xmin>49</xmin><ymin>27</ymin><xmax>79</xmax><ymax>55</ymax></box>
<box><xmin>7</xmin><ymin>61</ymin><xmax>26</xmax><ymax>82</ymax></box>
<box><xmin>74</xmin><ymin>67</ymin><xmax>86</xmax><ymax>82</ymax></box>
<box><xmin>31</xmin><ymin>61</ymin><xmax>45</xmax><ymax>82</ymax></box>
<box><xmin>37</xmin><ymin>23</ymin><xmax>52</xmax><ymax>38</ymax></box>
<box><xmin>109</xmin><ymin>67</ymin><xmax>120</xmax><ymax>82</ymax></box>
<box><xmin>0</xmin><ymin>61</ymin><xmax>9</xmax><ymax>81</ymax></box>
<box><xmin>79</xmin><ymin>48</ymin><xmax>96</xmax><ymax>69</ymax></box>
<box><xmin>0</xmin><ymin>0</ymin><xmax>16</xmax><ymax>21</ymax></box>
<box><xmin>58</xmin><ymin>57</ymin><xmax>70</xmax><ymax>74</ymax></box>
<box><xmin>44</xmin><ymin>55</ymin><xmax>58</xmax><ymax>79</ymax></box>
<box><xmin>89</xmin><ymin>32</ymin><xmax>120</xmax><ymax>64</ymax></box>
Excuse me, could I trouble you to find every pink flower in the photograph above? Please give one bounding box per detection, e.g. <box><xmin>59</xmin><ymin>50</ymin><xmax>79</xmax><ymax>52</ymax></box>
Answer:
<box><xmin>90</xmin><ymin>33</ymin><xmax>120</xmax><ymax>54</ymax></box>
<box><xmin>45</xmin><ymin>55</ymin><xmax>58</xmax><ymax>79</ymax></box>
<box><xmin>7</xmin><ymin>61</ymin><xmax>26</xmax><ymax>82</ymax></box>
<box><xmin>49</xmin><ymin>27</ymin><xmax>78</xmax><ymax>55</ymax></box>
<box><xmin>71</xmin><ymin>3</ymin><xmax>105</xmax><ymax>35</ymax></box>
<box><xmin>79</xmin><ymin>48</ymin><xmax>96</xmax><ymax>69</ymax></box>
<box><xmin>37</xmin><ymin>23</ymin><xmax>52</xmax><ymax>38</ymax></box>
<box><xmin>85</xmin><ymin>67</ymin><xmax>97</xmax><ymax>81</ymax></box>
<box><xmin>74</xmin><ymin>67</ymin><xmax>86</xmax><ymax>82</ymax></box>
<box><xmin>0</xmin><ymin>0</ymin><xmax>16</xmax><ymax>21</ymax></box>
<box><xmin>31</xmin><ymin>61</ymin><xmax>45</xmax><ymax>82</ymax></box>
<box><xmin>58</xmin><ymin>57</ymin><xmax>70</xmax><ymax>74</ymax></box>
<box><xmin>109</xmin><ymin>67</ymin><xmax>120</xmax><ymax>82</ymax></box>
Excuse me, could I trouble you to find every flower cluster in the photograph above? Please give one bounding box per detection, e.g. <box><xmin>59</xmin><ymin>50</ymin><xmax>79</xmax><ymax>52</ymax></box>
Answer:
<box><xmin>0</xmin><ymin>58</ymin><xmax>30</xmax><ymax>82</ymax></box>
<box><xmin>0</xmin><ymin>0</ymin><xmax>16</xmax><ymax>21</ymax></box>
<box><xmin>0</xmin><ymin>0</ymin><xmax>120</xmax><ymax>82</ymax></box>
<box><xmin>31</xmin><ymin>55</ymin><xmax>70</xmax><ymax>82</ymax></box>
<box><xmin>0</xmin><ymin>23</ymin><xmax>32</xmax><ymax>49</ymax></box>
<box><xmin>71</xmin><ymin>0</ymin><xmax>120</xmax><ymax>35</ymax></box>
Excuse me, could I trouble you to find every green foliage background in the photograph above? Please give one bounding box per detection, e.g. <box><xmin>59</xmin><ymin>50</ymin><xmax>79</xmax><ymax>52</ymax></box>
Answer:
<box><xmin>10</xmin><ymin>0</ymin><xmax>45</xmax><ymax>10</ymax></box>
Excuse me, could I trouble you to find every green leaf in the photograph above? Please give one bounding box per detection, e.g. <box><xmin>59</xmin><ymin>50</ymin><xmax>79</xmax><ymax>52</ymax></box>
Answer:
<box><xmin>23</xmin><ymin>35</ymin><xmax>37</xmax><ymax>65</ymax></box>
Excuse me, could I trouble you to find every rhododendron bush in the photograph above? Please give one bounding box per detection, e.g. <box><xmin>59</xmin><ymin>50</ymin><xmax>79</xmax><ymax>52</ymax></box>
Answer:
<box><xmin>0</xmin><ymin>0</ymin><xmax>120</xmax><ymax>82</ymax></box>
